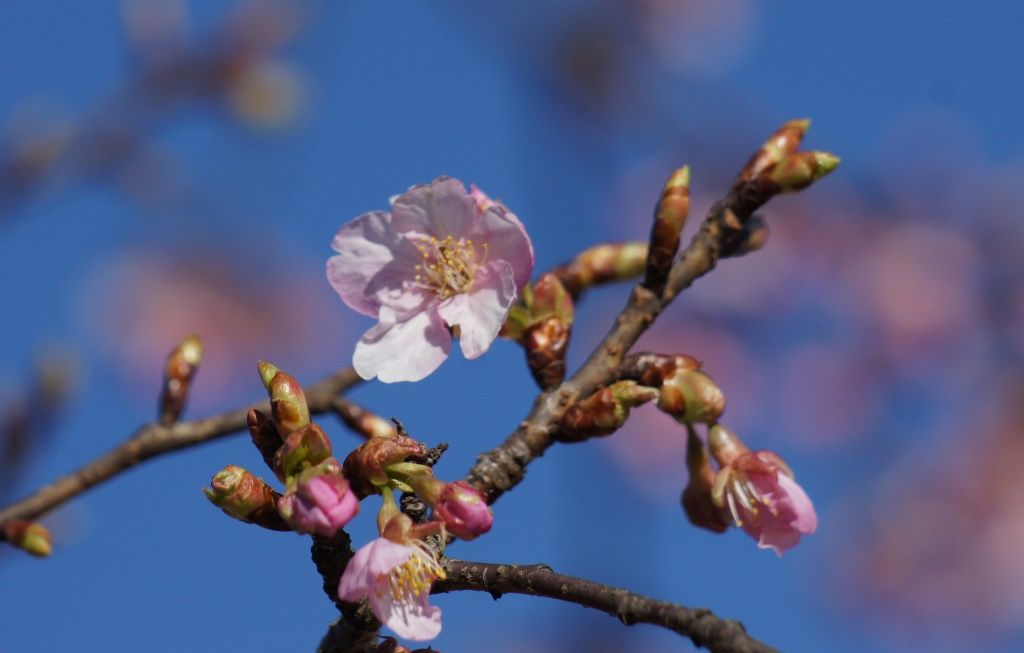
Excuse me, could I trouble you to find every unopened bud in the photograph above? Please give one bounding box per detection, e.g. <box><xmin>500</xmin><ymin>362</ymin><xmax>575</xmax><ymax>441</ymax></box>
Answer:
<box><xmin>278</xmin><ymin>466</ymin><xmax>359</xmax><ymax>536</ymax></box>
<box><xmin>333</xmin><ymin>399</ymin><xmax>397</xmax><ymax>439</ymax></box>
<box><xmin>435</xmin><ymin>481</ymin><xmax>493</xmax><ymax>540</ymax></box>
<box><xmin>738</xmin><ymin>118</ymin><xmax>809</xmax><ymax>184</ymax></box>
<box><xmin>500</xmin><ymin>273</ymin><xmax>574</xmax><ymax>345</ymax></box>
<box><xmin>343</xmin><ymin>434</ymin><xmax>428</xmax><ymax>498</ymax></box>
<box><xmin>620</xmin><ymin>352</ymin><xmax>701</xmax><ymax>387</ymax></box>
<box><xmin>2</xmin><ymin>520</ymin><xmax>53</xmax><ymax>557</ymax></box>
<box><xmin>159</xmin><ymin>334</ymin><xmax>203</xmax><ymax>425</ymax></box>
<box><xmin>658</xmin><ymin>369</ymin><xmax>726</xmax><ymax>424</ymax></box>
<box><xmin>681</xmin><ymin>427</ymin><xmax>729</xmax><ymax>533</ymax></box>
<box><xmin>525</xmin><ymin>316</ymin><xmax>571</xmax><ymax>389</ymax></box>
<box><xmin>560</xmin><ymin>381</ymin><xmax>660</xmax><ymax>441</ymax></box>
<box><xmin>247</xmin><ymin>409</ymin><xmax>282</xmax><ymax>475</ymax></box>
<box><xmin>203</xmin><ymin>465</ymin><xmax>289</xmax><ymax>530</ymax></box>
<box><xmin>273</xmin><ymin>423</ymin><xmax>334</xmax><ymax>481</ymax></box>
<box><xmin>644</xmin><ymin>166</ymin><xmax>690</xmax><ymax>296</ymax></box>
<box><xmin>551</xmin><ymin>242</ymin><xmax>648</xmax><ymax>298</ymax></box>
<box><xmin>765</xmin><ymin>151</ymin><xmax>840</xmax><ymax>193</ymax></box>
<box><xmin>257</xmin><ymin>361</ymin><xmax>310</xmax><ymax>436</ymax></box>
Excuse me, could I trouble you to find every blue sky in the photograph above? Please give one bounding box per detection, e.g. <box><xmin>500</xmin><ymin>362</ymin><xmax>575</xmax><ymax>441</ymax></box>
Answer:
<box><xmin>1</xmin><ymin>2</ymin><xmax>1022</xmax><ymax>652</ymax></box>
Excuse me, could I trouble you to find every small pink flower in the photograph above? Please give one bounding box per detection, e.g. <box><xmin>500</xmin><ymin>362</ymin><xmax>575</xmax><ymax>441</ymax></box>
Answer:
<box><xmin>338</xmin><ymin>537</ymin><xmax>445</xmax><ymax>641</ymax></box>
<box><xmin>278</xmin><ymin>474</ymin><xmax>359</xmax><ymax>537</ymax></box>
<box><xmin>711</xmin><ymin>450</ymin><xmax>817</xmax><ymax>555</ymax></box>
<box><xmin>327</xmin><ymin>177</ymin><xmax>534</xmax><ymax>383</ymax></box>
<box><xmin>435</xmin><ymin>481</ymin><xmax>493</xmax><ymax>540</ymax></box>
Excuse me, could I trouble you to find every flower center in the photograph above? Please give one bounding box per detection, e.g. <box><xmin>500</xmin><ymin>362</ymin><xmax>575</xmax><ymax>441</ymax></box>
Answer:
<box><xmin>381</xmin><ymin>544</ymin><xmax>446</xmax><ymax>601</ymax></box>
<box><xmin>413</xmin><ymin>235</ymin><xmax>486</xmax><ymax>299</ymax></box>
<box><xmin>724</xmin><ymin>472</ymin><xmax>770</xmax><ymax>527</ymax></box>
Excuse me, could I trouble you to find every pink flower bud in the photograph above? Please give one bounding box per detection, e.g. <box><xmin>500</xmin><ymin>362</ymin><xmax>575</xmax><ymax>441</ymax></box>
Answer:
<box><xmin>279</xmin><ymin>472</ymin><xmax>359</xmax><ymax>537</ymax></box>
<box><xmin>434</xmin><ymin>481</ymin><xmax>493</xmax><ymax>540</ymax></box>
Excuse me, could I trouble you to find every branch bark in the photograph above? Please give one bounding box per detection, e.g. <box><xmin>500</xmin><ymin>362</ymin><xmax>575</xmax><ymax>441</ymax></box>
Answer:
<box><xmin>0</xmin><ymin>367</ymin><xmax>360</xmax><ymax>532</ymax></box>
<box><xmin>435</xmin><ymin>559</ymin><xmax>778</xmax><ymax>653</ymax></box>
<box><xmin>464</xmin><ymin>175</ymin><xmax>778</xmax><ymax>505</ymax></box>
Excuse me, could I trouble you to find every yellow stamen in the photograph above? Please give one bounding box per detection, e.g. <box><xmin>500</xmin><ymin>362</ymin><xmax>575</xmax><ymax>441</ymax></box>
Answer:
<box><xmin>412</xmin><ymin>234</ymin><xmax>480</xmax><ymax>299</ymax></box>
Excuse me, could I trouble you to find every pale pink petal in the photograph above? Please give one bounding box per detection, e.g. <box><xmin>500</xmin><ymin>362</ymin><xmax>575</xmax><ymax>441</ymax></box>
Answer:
<box><xmin>751</xmin><ymin>515</ymin><xmax>803</xmax><ymax>556</ymax></box>
<box><xmin>337</xmin><ymin>542</ymin><xmax>376</xmax><ymax>602</ymax></box>
<box><xmin>327</xmin><ymin>211</ymin><xmax>402</xmax><ymax>317</ymax></box>
<box><xmin>471</xmin><ymin>204</ymin><xmax>535</xmax><ymax>289</ymax></box>
<box><xmin>775</xmin><ymin>474</ymin><xmax>818</xmax><ymax>534</ymax></box>
<box><xmin>437</xmin><ymin>261</ymin><xmax>516</xmax><ymax>359</ymax></box>
<box><xmin>353</xmin><ymin>306</ymin><xmax>452</xmax><ymax>383</ymax></box>
<box><xmin>338</xmin><ymin>539</ymin><xmax>415</xmax><ymax>602</ymax></box>
<box><xmin>370</xmin><ymin>589</ymin><xmax>442</xmax><ymax>641</ymax></box>
<box><xmin>391</xmin><ymin>177</ymin><xmax>476</xmax><ymax>239</ymax></box>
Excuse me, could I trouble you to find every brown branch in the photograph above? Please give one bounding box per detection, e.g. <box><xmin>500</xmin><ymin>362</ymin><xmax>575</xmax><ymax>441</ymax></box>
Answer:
<box><xmin>0</xmin><ymin>367</ymin><xmax>360</xmax><ymax>534</ymax></box>
<box><xmin>434</xmin><ymin>559</ymin><xmax>777</xmax><ymax>653</ymax></box>
<box><xmin>465</xmin><ymin>172</ymin><xmax>780</xmax><ymax>505</ymax></box>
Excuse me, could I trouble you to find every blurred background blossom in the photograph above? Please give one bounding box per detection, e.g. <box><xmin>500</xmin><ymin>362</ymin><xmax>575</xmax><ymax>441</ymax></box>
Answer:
<box><xmin>1</xmin><ymin>1</ymin><xmax>1022</xmax><ymax>652</ymax></box>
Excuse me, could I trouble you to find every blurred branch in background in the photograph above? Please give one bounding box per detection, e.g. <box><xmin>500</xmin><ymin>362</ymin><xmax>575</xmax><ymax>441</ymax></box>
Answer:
<box><xmin>0</xmin><ymin>0</ymin><xmax>307</xmax><ymax>223</ymax></box>
<box><xmin>0</xmin><ymin>349</ymin><xmax>78</xmax><ymax>501</ymax></box>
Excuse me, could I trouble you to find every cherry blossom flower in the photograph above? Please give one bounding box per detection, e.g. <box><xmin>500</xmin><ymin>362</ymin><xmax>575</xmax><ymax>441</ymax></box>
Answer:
<box><xmin>337</xmin><ymin>536</ymin><xmax>446</xmax><ymax>641</ymax></box>
<box><xmin>709</xmin><ymin>425</ymin><xmax>817</xmax><ymax>554</ymax></box>
<box><xmin>327</xmin><ymin>177</ymin><xmax>534</xmax><ymax>382</ymax></box>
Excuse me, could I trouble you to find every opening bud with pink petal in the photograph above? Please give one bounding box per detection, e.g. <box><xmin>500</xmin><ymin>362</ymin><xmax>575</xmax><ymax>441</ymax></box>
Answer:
<box><xmin>708</xmin><ymin>424</ymin><xmax>817</xmax><ymax>555</ymax></box>
<box><xmin>278</xmin><ymin>462</ymin><xmax>359</xmax><ymax>536</ymax></box>
<box><xmin>434</xmin><ymin>480</ymin><xmax>493</xmax><ymax>540</ymax></box>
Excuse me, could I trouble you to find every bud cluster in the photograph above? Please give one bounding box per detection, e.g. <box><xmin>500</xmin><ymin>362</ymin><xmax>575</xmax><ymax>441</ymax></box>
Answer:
<box><xmin>345</xmin><ymin>424</ymin><xmax>493</xmax><ymax>541</ymax></box>
<box><xmin>204</xmin><ymin>362</ymin><xmax>359</xmax><ymax>537</ymax></box>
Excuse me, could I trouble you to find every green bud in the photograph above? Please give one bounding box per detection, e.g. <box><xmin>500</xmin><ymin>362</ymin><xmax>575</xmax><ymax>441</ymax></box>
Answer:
<box><xmin>767</xmin><ymin>151</ymin><xmax>841</xmax><ymax>193</ymax></box>
<box><xmin>204</xmin><ymin>465</ymin><xmax>276</xmax><ymax>521</ymax></box>
<box><xmin>644</xmin><ymin>166</ymin><xmax>691</xmax><ymax>296</ymax></box>
<box><xmin>2</xmin><ymin>520</ymin><xmax>53</xmax><ymax>557</ymax></box>
<box><xmin>658</xmin><ymin>369</ymin><xmax>726</xmax><ymax>424</ymax></box>
<box><xmin>560</xmin><ymin>380</ymin><xmax>660</xmax><ymax>441</ymax></box>
<box><xmin>257</xmin><ymin>361</ymin><xmax>310</xmax><ymax>436</ymax></box>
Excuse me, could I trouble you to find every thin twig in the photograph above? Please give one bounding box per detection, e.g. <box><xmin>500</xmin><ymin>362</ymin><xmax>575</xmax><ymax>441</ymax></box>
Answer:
<box><xmin>435</xmin><ymin>559</ymin><xmax>777</xmax><ymax>653</ymax></box>
<box><xmin>0</xmin><ymin>367</ymin><xmax>360</xmax><ymax>533</ymax></box>
<box><xmin>464</xmin><ymin>171</ymin><xmax>780</xmax><ymax>505</ymax></box>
